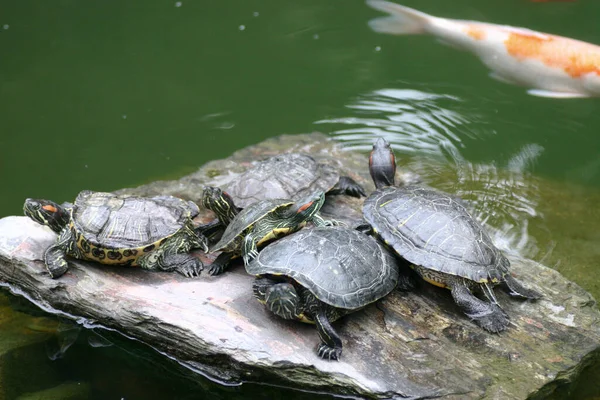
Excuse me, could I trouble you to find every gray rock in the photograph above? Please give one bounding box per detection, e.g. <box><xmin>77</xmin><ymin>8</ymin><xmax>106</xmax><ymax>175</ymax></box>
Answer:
<box><xmin>0</xmin><ymin>133</ymin><xmax>599</xmax><ymax>399</ymax></box>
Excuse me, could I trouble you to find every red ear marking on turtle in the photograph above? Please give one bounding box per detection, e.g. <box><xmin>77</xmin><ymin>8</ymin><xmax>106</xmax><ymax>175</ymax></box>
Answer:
<box><xmin>297</xmin><ymin>201</ymin><xmax>314</xmax><ymax>213</ymax></box>
<box><xmin>369</xmin><ymin>153</ymin><xmax>373</xmax><ymax>167</ymax></box>
<box><xmin>390</xmin><ymin>153</ymin><xmax>396</xmax><ymax>165</ymax></box>
<box><xmin>42</xmin><ymin>205</ymin><xmax>58</xmax><ymax>213</ymax></box>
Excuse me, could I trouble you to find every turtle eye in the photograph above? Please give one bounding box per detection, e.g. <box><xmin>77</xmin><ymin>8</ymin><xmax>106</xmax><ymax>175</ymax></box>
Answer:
<box><xmin>42</xmin><ymin>204</ymin><xmax>58</xmax><ymax>213</ymax></box>
<box><xmin>297</xmin><ymin>201</ymin><xmax>314</xmax><ymax>213</ymax></box>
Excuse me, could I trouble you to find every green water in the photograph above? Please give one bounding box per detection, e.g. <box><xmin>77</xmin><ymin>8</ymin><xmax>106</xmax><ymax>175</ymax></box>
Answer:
<box><xmin>1</xmin><ymin>0</ymin><xmax>600</xmax><ymax>398</ymax></box>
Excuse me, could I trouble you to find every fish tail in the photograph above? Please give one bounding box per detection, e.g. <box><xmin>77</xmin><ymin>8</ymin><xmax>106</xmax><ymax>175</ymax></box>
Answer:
<box><xmin>367</xmin><ymin>1</ymin><xmax>431</xmax><ymax>35</ymax></box>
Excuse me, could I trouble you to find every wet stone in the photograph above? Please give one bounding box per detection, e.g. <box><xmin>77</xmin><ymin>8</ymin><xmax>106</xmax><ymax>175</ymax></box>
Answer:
<box><xmin>0</xmin><ymin>133</ymin><xmax>599</xmax><ymax>399</ymax></box>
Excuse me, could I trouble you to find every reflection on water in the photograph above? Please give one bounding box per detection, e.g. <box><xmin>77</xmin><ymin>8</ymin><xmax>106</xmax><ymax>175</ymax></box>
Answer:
<box><xmin>319</xmin><ymin>87</ymin><xmax>545</xmax><ymax>260</ymax></box>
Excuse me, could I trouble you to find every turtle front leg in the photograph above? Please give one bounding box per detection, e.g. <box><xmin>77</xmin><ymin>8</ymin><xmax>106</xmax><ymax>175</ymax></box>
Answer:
<box><xmin>502</xmin><ymin>275</ymin><xmax>542</xmax><ymax>299</ymax></box>
<box><xmin>44</xmin><ymin>228</ymin><xmax>74</xmax><ymax>278</ymax></box>
<box><xmin>450</xmin><ymin>281</ymin><xmax>508</xmax><ymax>333</ymax></box>
<box><xmin>329</xmin><ymin>176</ymin><xmax>366</xmax><ymax>198</ymax></box>
<box><xmin>138</xmin><ymin>249</ymin><xmax>204</xmax><ymax>278</ymax></box>
<box><xmin>140</xmin><ymin>229</ymin><xmax>206</xmax><ymax>277</ymax></box>
<box><xmin>208</xmin><ymin>252</ymin><xmax>235</xmax><ymax>276</ymax></box>
<box><xmin>310</xmin><ymin>213</ymin><xmax>345</xmax><ymax>228</ymax></box>
<box><xmin>253</xmin><ymin>277</ymin><xmax>301</xmax><ymax>320</ymax></box>
<box><xmin>160</xmin><ymin>253</ymin><xmax>204</xmax><ymax>278</ymax></box>
<box><xmin>242</xmin><ymin>233</ymin><xmax>261</xmax><ymax>266</ymax></box>
<box><xmin>187</xmin><ymin>225</ymin><xmax>209</xmax><ymax>253</ymax></box>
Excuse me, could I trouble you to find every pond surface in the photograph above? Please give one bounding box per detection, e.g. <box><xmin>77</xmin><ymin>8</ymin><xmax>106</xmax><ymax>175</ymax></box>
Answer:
<box><xmin>1</xmin><ymin>0</ymin><xmax>599</xmax><ymax>398</ymax></box>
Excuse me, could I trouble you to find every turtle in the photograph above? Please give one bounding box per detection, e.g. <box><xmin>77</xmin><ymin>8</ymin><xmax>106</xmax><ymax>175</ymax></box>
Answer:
<box><xmin>23</xmin><ymin>190</ymin><xmax>208</xmax><ymax>279</ymax></box>
<box><xmin>203</xmin><ymin>187</ymin><xmax>335</xmax><ymax>276</ymax></box>
<box><xmin>359</xmin><ymin>138</ymin><xmax>541</xmax><ymax>333</ymax></box>
<box><xmin>246</xmin><ymin>226</ymin><xmax>404</xmax><ymax>360</ymax></box>
<box><xmin>225</xmin><ymin>153</ymin><xmax>366</xmax><ymax>209</ymax></box>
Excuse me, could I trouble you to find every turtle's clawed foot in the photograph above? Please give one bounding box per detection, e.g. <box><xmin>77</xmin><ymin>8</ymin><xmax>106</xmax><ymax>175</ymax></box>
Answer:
<box><xmin>451</xmin><ymin>284</ymin><xmax>508</xmax><ymax>333</ymax></box>
<box><xmin>503</xmin><ymin>275</ymin><xmax>542</xmax><ymax>300</ymax></box>
<box><xmin>208</xmin><ymin>252</ymin><xmax>233</xmax><ymax>276</ymax></box>
<box><xmin>165</xmin><ymin>254</ymin><xmax>203</xmax><ymax>278</ymax></box>
<box><xmin>469</xmin><ymin>305</ymin><xmax>509</xmax><ymax>333</ymax></box>
<box><xmin>324</xmin><ymin>219</ymin><xmax>346</xmax><ymax>227</ymax></box>
<box><xmin>317</xmin><ymin>343</ymin><xmax>342</xmax><ymax>361</ymax></box>
<box><xmin>242</xmin><ymin>249</ymin><xmax>259</xmax><ymax>266</ymax></box>
<box><xmin>331</xmin><ymin>176</ymin><xmax>366</xmax><ymax>198</ymax></box>
<box><xmin>209</xmin><ymin>263</ymin><xmax>225</xmax><ymax>276</ymax></box>
<box><xmin>44</xmin><ymin>244</ymin><xmax>69</xmax><ymax>279</ymax></box>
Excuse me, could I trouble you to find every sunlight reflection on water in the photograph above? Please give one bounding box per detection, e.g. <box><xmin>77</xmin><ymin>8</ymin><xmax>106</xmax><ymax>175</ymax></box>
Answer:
<box><xmin>318</xmin><ymin>87</ymin><xmax>548</xmax><ymax>260</ymax></box>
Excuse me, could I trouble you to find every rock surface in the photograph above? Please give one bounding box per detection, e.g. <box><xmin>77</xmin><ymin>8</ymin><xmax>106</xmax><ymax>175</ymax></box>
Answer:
<box><xmin>0</xmin><ymin>133</ymin><xmax>599</xmax><ymax>399</ymax></box>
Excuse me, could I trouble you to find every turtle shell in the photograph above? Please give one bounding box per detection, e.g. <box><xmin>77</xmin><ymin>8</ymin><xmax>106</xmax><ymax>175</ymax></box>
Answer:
<box><xmin>211</xmin><ymin>198</ymin><xmax>292</xmax><ymax>252</ymax></box>
<box><xmin>71</xmin><ymin>191</ymin><xmax>199</xmax><ymax>264</ymax></box>
<box><xmin>226</xmin><ymin>153</ymin><xmax>340</xmax><ymax>208</ymax></box>
<box><xmin>363</xmin><ymin>185</ymin><xmax>509</xmax><ymax>283</ymax></box>
<box><xmin>246</xmin><ymin>226</ymin><xmax>400</xmax><ymax>310</ymax></box>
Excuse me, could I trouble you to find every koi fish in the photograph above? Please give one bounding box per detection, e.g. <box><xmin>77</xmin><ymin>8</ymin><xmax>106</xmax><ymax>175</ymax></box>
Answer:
<box><xmin>367</xmin><ymin>1</ymin><xmax>600</xmax><ymax>98</ymax></box>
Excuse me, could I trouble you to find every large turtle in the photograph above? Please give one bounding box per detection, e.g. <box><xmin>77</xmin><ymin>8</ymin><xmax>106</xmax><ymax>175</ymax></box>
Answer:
<box><xmin>360</xmin><ymin>138</ymin><xmax>541</xmax><ymax>332</ymax></box>
<box><xmin>23</xmin><ymin>191</ymin><xmax>208</xmax><ymax>278</ymax></box>
<box><xmin>247</xmin><ymin>226</ymin><xmax>404</xmax><ymax>361</ymax></box>
<box><xmin>225</xmin><ymin>153</ymin><xmax>366</xmax><ymax>209</ymax></box>
<box><xmin>203</xmin><ymin>187</ymin><xmax>334</xmax><ymax>275</ymax></box>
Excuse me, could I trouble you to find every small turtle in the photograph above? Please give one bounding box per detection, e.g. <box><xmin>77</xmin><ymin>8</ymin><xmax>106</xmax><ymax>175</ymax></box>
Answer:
<box><xmin>203</xmin><ymin>188</ymin><xmax>334</xmax><ymax>275</ymax></box>
<box><xmin>360</xmin><ymin>138</ymin><xmax>541</xmax><ymax>332</ymax></box>
<box><xmin>247</xmin><ymin>226</ymin><xmax>403</xmax><ymax>360</ymax></box>
<box><xmin>23</xmin><ymin>191</ymin><xmax>208</xmax><ymax>278</ymax></box>
<box><xmin>225</xmin><ymin>153</ymin><xmax>366</xmax><ymax>208</ymax></box>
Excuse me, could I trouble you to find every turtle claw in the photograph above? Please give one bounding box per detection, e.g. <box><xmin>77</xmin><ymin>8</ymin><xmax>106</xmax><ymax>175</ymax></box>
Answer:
<box><xmin>468</xmin><ymin>305</ymin><xmax>509</xmax><ymax>333</ymax></box>
<box><xmin>331</xmin><ymin>176</ymin><xmax>366</xmax><ymax>198</ymax></box>
<box><xmin>324</xmin><ymin>219</ymin><xmax>345</xmax><ymax>227</ymax></box>
<box><xmin>208</xmin><ymin>252</ymin><xmax>234</xmax><ymax>276</ymax></box>
<box><xmin>242</xmin><ymin>250</ymin><xmax>259</xmax><ymax>266</ymax></box>
<box><xmin>317</xmin><ymin>343</ymin><xmax>342</xmax><ymax>361</ymax></box>
<box><xmin>175</xmin><ymin>257</ymin><xmax>204</xmax><ymax>278</ymax></box>
<box><xmin>208</xmin><ymin>263</ymin><xmax>225</xmax><ymax>276</ymax></box>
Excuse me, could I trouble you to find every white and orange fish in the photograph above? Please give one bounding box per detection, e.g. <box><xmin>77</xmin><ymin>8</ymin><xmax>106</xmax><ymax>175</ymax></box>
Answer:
<box><xmin>367</xmin><ymin>0</ymin><xmax>600</xmax><ymax>98</ymax></box>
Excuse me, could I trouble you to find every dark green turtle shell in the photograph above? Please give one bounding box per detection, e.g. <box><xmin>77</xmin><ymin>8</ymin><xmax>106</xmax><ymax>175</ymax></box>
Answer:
<box><xmin>226</xmin><ymin>153</ymin><xmax>340</xmax><ymax>208</ymax></box>
<box><xmin>363</xmin><ymin>185</ymin><xmax>509</xmax><ymax>284</ymax></box>
<box><xmin>211</xmin><ymin>198</ymin><xmax>293</xmax><ymax>252</ymax></box>
<box><xmin>246</xmin><ymin>226</ymin><xmax>400</xmax><ymax>310</ymax></box>
<box><xmin>72</xmin><ymin>191</ymin><xmax>199</xmax><ymax>249</ymax></box>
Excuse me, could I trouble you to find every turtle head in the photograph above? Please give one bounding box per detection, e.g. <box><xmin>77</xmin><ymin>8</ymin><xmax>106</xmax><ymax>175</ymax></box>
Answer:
<box><xmin>201</xmin><ymin>186</ymin><xmax>239</xmax><ymax>225</ymax></box>
<box><xmin>23</xmin><ymin>198</ymin><xmax>70</xmax><ymax>233</ymax></box>
<box><xmin>369</xmin><ymin>137</ymin><xmax>396</xmax><ymax>189</ymax></box>
<box><xmin>289</xmin><ymin>191</ymin><xmax>326</xmax><ymax>221</ymax></box>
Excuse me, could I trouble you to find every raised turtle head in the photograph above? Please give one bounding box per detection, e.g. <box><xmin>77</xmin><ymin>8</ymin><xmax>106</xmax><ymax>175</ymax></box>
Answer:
<box><xmin>201</xmin><ymin>186</ymin><xmax>239</xmax><ymax>225</ymax></box>
<box><xmin>369</xmin><ymin>137</ymin><xmax>396</xmax><ymax>189</ymax></box>
<box><xmin>23</xmin><ymin>198</ymin><xmax>70</xmax><ymax>233</ymax></box>
<box><xmin>288</xmin><ymin>191</ymin><xmax>326</xmax><ymax>222</ymax></box>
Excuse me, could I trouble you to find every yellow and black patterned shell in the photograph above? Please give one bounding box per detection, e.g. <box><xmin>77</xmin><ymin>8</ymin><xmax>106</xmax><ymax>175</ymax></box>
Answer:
<box><xmin>70</xmin><ymin>191</ymin><xmax>199</xmax><ymax>264</ymax></box>
<box><xmin>363</xmin><ymin>185</ymin><xmax>509</xmax><ymax>284</ymax></box>
<box><xmin>226</xmin><ymin>153</ymin><xmax>340</xmax><ymax>208</ymax></box>
<box><xmin>246</xmin><ymin>226</ymin><xmax>400</xmax><ymax>310</ymax></box>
